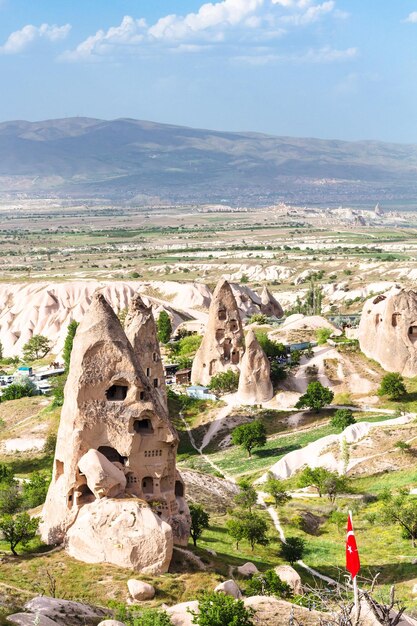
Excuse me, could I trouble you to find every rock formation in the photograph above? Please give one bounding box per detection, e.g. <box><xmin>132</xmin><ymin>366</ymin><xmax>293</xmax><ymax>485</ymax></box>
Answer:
<box><xmin>124</xmin><ymin>293</ymin><xmax>167</xmax><ymax>410</ymax></box>
<box><xmin>40</xmin><ymin>292</ymin><xmax>190</xmax><ymax>573</ymax></box>
<box><xmin>359</xmin><ymin>288</ymin><xmax>417</xmax><ymax>377</ymax></box>
<box><xmin>191</xmin><ymin>279</ymin><xmax>244</xmax><ymax>386</ymax></box>
<box><xmin>237</xmin><ymin>330</ymin><xmax>273</xmax><ymax>404</ymax></box>
<box><xmin>259</xmin><ymin>286</ymin><xmax>284</xmax><ymax>318</ymax></box>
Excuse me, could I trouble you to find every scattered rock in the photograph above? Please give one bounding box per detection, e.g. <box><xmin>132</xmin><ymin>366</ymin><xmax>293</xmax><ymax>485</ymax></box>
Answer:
<box><xmin>6</xmin><ymin>614</ymin><xmax>59</xmax><ymax>626</ymax></box>
<box><xmin>237</xmin><ymin>329</ymin><xmax>273</xmax><ymax>404</ymax></box>
<box><xmin>165</xmin><ymin>600</ymin><xmax>199</xmax><ymax>626</ymax></box>
<box><xmin>127</xmin><ymin>579</ymin><xmax>156</xmax><ymax>601</ymax></box>
<box><xmin>205</xmin><ymin>548</ymin><xmax>217</xmax><ymax>556</ymax></box>
<box><xmin>237</xmin><ymin>562</ymin><xmax>259</xmax><ymax>577</ymax></box>
<box><xmin>214</xmin><ymin>579</ymin><xmax>242</xmax><ymax>599</ymax></box>
<box><xmin>274</xmin><ymin>565</ymin><xmax>303</xmax><ymax>595</ymax></box>
<box><xmin>24</xmin><ymin>596</ymin><xmax>107</xmax><ymax>626</ymax></box>
<box><xmin>244</xmin><ymin>596</ymin><xmax>325</xmax><ymax>626</ymax></box>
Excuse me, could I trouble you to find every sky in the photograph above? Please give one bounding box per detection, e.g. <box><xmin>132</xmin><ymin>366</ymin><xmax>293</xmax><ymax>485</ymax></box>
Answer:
<box><xmin>0</xmin><ymin>0</ymin><xmax>416</xmax><ymax>142</ymax></box>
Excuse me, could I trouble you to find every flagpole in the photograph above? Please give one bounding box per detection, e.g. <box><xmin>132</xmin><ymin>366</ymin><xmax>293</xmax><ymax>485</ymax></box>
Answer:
<box><xmin>349</xmin><ymin>510</ymin><xmax>359</xmax><ymax>618</ymax></box>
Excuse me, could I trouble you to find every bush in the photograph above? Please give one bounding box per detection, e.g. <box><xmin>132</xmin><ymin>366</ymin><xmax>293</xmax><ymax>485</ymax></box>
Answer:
<box><xmin>0</xmin><ymin>481</ymin><xmax>21</xmax><ymax>515</ymax></box>
<box><xmin>245</xmin><ymin>569</ymin><xmax>292</xmax><ymax>598</ymax></box>
<box><xmin>170</xmin><ymin>335</ymin><xmax>202</xmax><ymax>358</ymax></box>
<box><xmin>1</xmin><ymin>379</ymin><xmax>37</xmax><ymax>402</ymax></box>
<box><xmin>316</xmin><ymin>328</ymin><xmax>333</xmax><ymax>345</ymax></box>
<box><xmin>248</xmin><ymin>313</ymin><xmax>268</xmax><ymax>325</ymax></box>
<box><xmin>190</xmin><ymin>592</ymin><xmax>255</xmax><ymax>626</ymax></box>
<box><xmin>330</xmin><ymin>409</ymin><xmax>356</xmax><ymax>431</ymax></box>
<box><xmin>254</xmin><ymin>332</ymin><xmax>286</xmax><ymax>358</ymax></box>
<box><xmin>109</xmin><ymin>603</ymin><xmax>174</xmax><ymax>626</ymax></box>
<box><xmin>280</xmin><ymin>537</ymin><xmax>305</xmax><ymax>565</ymax></box>
<box><xmin>22</xmin><ymin>472</ymin><xmax>50</xmax><ymax>509</ymax></box>
<box><xmin>209</xmin><ymin>370</ymin><xmax>240</xmax><ymax>393</ymax></box>
<box><xmin>378</xmin><ymin>373</ymin><xmax>407</xmax><ymax>400</ymax></box>
<box><xmin>269</xmin><ymin>361</ymin><xmax>287</xmax><ymax>388</ymax></box>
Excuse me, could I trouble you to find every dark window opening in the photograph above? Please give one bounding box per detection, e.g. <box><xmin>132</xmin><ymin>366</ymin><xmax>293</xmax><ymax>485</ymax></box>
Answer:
<box><xmin>153</xmin><ymin>378</ymin><xmax>159</xmax><ymax>388</ymax></box>
<box><xmin>98</xmin><ymin>446</ymin><xmax>125</xmax><ymax>464</ymax></box>
<box><xmin>146</xmin><ymin>367</ymin><xmax>151</xmax><ymax>377</ymax></box>
<box><xmin>142</xmin><ymin>476</ymin><xmax>154</xmax><ymax>495</ymax></box>
<box><xmin>373</xmin><ymin>295</ymin><xmax>386</xmax><ymax>305</ymax></box>
<box><xmin>216</xmin><ymin>329</ymin><xmax>225</xmax><ymax>341</ymax></box>
<box><xmin>231</xmin><ymin>350</ymin><xmax>239</xmax><ymax>365</ymax></box>
<box><xmin>77</xmin><ymin>484</ymin><xmax>94</xmax><ymax>505</ymax></box>
<box><xmin>392</xmin><ymin>313</ymin><xmax>401</xmax><ymax>328</ymax></box>
<box><xmin>140</xmin><ymin>391</ymin><xmax>145</xmax><ymax>400</ymax></box>
<box><xmin>133</xmin><ymin>418</ymin><xmax>154</xmax><ymax>434</ymax></box>
<box><xmin>106</xmin><ymin>384</ymin><xmax>128</xmax><ymax>401</ymax></box>
<box><xmin>153</xmin><ymin>352</ymin><xmax>158</xmax><ymax>362</ymax></box>
<box><xmin>175</xmin><ymin>480</ymin><xmax>184</xmax><ymax>497</ymax></box>
<box><xmin>55</xmin><ymin>460</ymin><xmax>64</xmax><ymax>480</ymax></box>
<box><xmin>409</xmin><ymin>326</ymin><xmax>417</xmax><ymax>344</ymax></box>
<box><xmin>218</xmin><ymin>309</ymin><xmax>227</xmax><ymax>321</ymax></box>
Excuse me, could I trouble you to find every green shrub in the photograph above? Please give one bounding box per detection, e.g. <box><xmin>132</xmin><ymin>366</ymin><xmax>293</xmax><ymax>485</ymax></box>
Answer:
<box><xmin>209</xmin><ymin>370</ymin><xmax>239</xmax><ymax>393</ymax></box>
<box><xmin>330</xmin><ymin>409</ymin><xmax>356</xmax><ymax>431</ymax></box>
<box><xmin>280</xmin><ymin>537</ymin><xmax>305</xmax><ymax>565</ymax></box>
<box><xmin>1</xmin><ymin>379</ymin><xmax>37</xmax><ymax>402</ymax></box>
<box><xmin>190</xmin><ymin>592</ymin><xmax>254</xmax><ymax>626</ymax></box>
<box><xmin>245</xmin><ymin>569</ymin><xmax>292</xmax><ymax>598</ymax></box>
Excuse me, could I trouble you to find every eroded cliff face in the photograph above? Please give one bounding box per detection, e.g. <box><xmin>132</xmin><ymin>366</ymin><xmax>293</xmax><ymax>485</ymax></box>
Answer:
<box><xmin>237</xmin><ymin>329</ymin><xmax>273</xmax><ymax>404</ymax></box>
<box><xmin>191</xmin><ymin>279</ymin><xmax>245</xmax><ymax>386</ymax></box>
<box><xmin>359</xmin><ymin>288</ymin><xmax>417</xmax><ymax>377</ymax></box>
<box><xmin>40</xmin><ymin>292</ymin><xmax>189</xmax><ymax>573</ymax></box>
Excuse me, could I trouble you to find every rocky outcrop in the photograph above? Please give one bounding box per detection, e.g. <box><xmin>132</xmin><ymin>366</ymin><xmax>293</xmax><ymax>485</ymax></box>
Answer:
<box><xmin>18</xmin><ymin>597</ymin><xmax>107</xmax><ymax>626</ymax></box>
<box><xmin>124</xmin><ymin>293</ymin><xmax>167</xmax><ymax>410</ymax></box>
<box><xmin>237</xmin><ymin>330</ymin><xmax>273</xmax><ymax>404</ymax></box>
<box><xmin>237</xmin><ymin>562</ymin><xmax>259</xmax><ymax>577</ymax></box>
<box><xmin>40</xmin><ymin>292</ymin><xmax>189</xmax><ymax>572</ymax></box>
<box><xmin>359</xmin><ymin>288</ymin><xmax>417</xmax><ymax>377</ymax></box>
<box><xmin>191</xmin><ymin>279</ymin><xmax>244</xmax><ymax>386</ymax></box>
<box><xmin>259</xmin><ymin>286</ymin><xmax>284</xmax><ymax>318</ymax></box>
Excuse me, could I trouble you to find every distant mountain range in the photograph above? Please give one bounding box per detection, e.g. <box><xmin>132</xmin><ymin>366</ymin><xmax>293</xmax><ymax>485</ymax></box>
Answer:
<box><xmin>0</xmin><ymin>117</ymin><xmax>416</xmax><ymax>206</ymax></box>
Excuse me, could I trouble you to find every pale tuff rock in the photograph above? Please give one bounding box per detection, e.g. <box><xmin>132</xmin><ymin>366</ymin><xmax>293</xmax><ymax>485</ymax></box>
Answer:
<box><xmin>98</xmin><ymin>622</ymin><xmax>127</xmax><ymax>626</ymax></box>
<box><xmin>274</xmin><ymin>565</ymin><xmax>303</xmax><ymax>595</ymax></box>
<box><xmin>165</xmin><ymin>601</ymin><xmax>199</xmax><ymax>626</ymax></box>
<box><xmin>237</xmin><ymin>330</ymin><xmax>273</xmax><ymax>404</ymax></box>
<box><xmin>259</xmin><ymin>286</ymin><xmax>284</xmax><ymax>318</ymax></box>
<box><xmin>127</xmin><ymin>579</ymin><xmax>156</xmax><ymax>601</ymax></box>
<box><xmin>191</xmin><ymin>279</ymin><xmax>244</xmax><ymax>386</ymax></box>
<box><xmin>124</xmin><ymin>293</ymin><xmax>167</xmax><ymax>410</ymax></box>
<box><xmin>237</xmin><ymin>562</ymin><xmax>259</xmax><ymax>577</ymax></box>
<box><xmin>40</xmin><ymin>292</ymin><xmax>189</xmax><ymax>572</ymax></box>
<box><xmin>359</xmin><ymin>288</ymin><xmax>417</xmax><ymax>377</ymax></box>
<box><xmin>6</xmin><ymin>615</ymin><xmax>59</xmax><ymax>626</ymax></box>
<box><xmin>214</xmin><ymin>580</ymin><xmax>242</xmax><ymax>599</ymax></box>
<box><xmin>23</xmin><ymin>597</ymin><xmax>107</xmax><ymax>626</ymax></box>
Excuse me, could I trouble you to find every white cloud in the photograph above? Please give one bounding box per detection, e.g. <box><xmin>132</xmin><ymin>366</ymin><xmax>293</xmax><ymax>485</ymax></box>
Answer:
<box><xmin>281</xmin><ymin>1</ymin><xmax>335</xmax><ymax>25</ymax></box>
<box><xmin>405</xmin><ymin>11</ymin><xmax>417</xmax><ymax>23</ymax></box>
<box><xmin>0</xmin><ymin>23</ymin><xmax>71</xmax><ymax>54</ymax></box>
<box><xmin>233</xmin><ymin>44</ymin><xmax>357</xmax><ymax>64</ymax></box>
<box><xmin>301</xmin><ymin>45</ymin><xmax>357</xmax><ymax>62</ymax></box>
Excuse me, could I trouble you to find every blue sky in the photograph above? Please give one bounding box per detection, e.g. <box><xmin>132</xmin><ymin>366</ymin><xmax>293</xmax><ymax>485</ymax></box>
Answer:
<box><xmin>0</xmin><ymin>0</ymin><xmax>416</xmax><ymax>142</ymax></box>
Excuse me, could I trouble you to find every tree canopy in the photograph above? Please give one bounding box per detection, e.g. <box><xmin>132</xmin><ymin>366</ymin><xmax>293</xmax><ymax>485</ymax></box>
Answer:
<box><xmin>295</xmin><ymin>381</ymin><xmax>334</xmax><ymax>412</ymax></box>
<box><xmin>189</xmin><ymin>503</ymin><xmax>210</xmax><ymax>547</ymax></box>
<box><xmin>22</xmin><ymin>335</ymin><xmax>51</xmax><ymax>361</ymax></box>
<box><xmin>156</xmin><ymin>311</ymin><xmax>172</xmax><ymax>344</ymax></box>
<box><xmin>378</xmin><ymin>373</ymin><xmax>407</xmax><ymax>401</ymax></box>
<box><xmin>231</xmin><ymin>421</ymin><xmax>267</xmax><ymax>457</ymax></box>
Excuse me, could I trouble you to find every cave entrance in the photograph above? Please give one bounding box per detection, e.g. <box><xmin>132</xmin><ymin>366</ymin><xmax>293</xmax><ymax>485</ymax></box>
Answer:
<box><xmin>142</xmin><ymin>476</ymin><xmax>154</xmax><ymax>495</ymax></box>
<box><xmin>175</xmin><ymin>480</ymin><xmax>184</xmax><ymax>497</ymax></box>
<box><xmin>409</xmin><ymin>326</ymin><xmax>417</xmax><ymax>344</ymax></box>
<box><xmin>133</xmin><ymin>418</ymin><xmax>154</xmax><ymax>434</ymax></box>
<box><xmin>76</xmin><ymin>484</ymin><xmax>94</xmax><ymax>505</ymax></box>
<box><xmin>106</xmin><ymin>383</ymin><xmax>128</xmax><ymax>401</ymax></box>
<box><xmin>98</xmin><ymin>446</ymin><xmax>125</xmax><ymax>464</ymax></box>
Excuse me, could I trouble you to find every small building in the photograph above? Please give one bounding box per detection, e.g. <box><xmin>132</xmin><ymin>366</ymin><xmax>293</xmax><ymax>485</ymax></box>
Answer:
<box><xmin>17</xmin><ymin>365</ymin><xmax>33</xmax><ymax>376</ymax></box>
<box><xmin>175</xmin><ymin>369</ymin><xmax>192</xmax><ymax>385</ymax></box>
<box><xmin>186</xmin><ymin>385</ymin><xmax>217</xmax><ymax>401</ymax></box>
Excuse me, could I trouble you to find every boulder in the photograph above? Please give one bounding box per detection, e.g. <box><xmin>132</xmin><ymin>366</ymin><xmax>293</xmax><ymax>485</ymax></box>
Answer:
<box><xmin>214</xmin><ymin>579</ymin><xmax>242</xmax><ymax>599</ymax></box>
<box><xmin>237</xmin><ymin>562</ymin><xmax>259</xmax><ymax>577</ymax></box>
<box><xmin>24</xmin><ymin>596</ymin><xmax>107</xmax><ymax>626</ymax></box>
<box><xmin>66</xmin><ymin>498</ymin><xmax>173</xmax><ymax>574</ymax></box>
<box><xmin>244</xmin><ymin>596</ymin><xmax>325</xmax><ymax>626</ymax></box>
<box><xmin>191</xmin><ymin>279</ymin><xmax>244</xmax><ymax>386</ymax></box>
<box><xmin>6</xmin><ymin>615</ymin><xmax>59</xmax><ymax>626</ymax></box>
<box><xmin>274</xmin><ymin>565</ymin><xmax>303</xmax><ymax>595</ymax></box>
<box><xmin>127</xmin><ymin>579</ymin><xmax>155</xmax><ymax>601</ymax></box>
<box><xmin>165</xmin><ymin>600</ymin><xmax>199</xmax><ymax>626</ymax></box>
<box><xmin>78</xmin><ymin>449</ymin><xmax>127</xmax><ymax>499</ymax></box>
<box><xmin>237</xmin><ymin>329</ymin><xmax>273</xmax><ymax>404</ymax></box>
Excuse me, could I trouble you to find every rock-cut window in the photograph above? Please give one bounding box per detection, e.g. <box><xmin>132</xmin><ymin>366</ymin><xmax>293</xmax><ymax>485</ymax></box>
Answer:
<box><xmin>106</xmin><ymin>383</ymin><xmax>128</xmax><ymax>401</ymax></box>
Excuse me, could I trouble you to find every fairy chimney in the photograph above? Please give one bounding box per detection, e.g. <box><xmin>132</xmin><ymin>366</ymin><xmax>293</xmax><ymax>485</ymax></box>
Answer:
<box><xmin>191</xmin><ymin>279</ymin><xmax>244</xmax><ymax>386</ymax></box>
<box><xmin>237</xmin><ymin>329</ymin><xmax>273</xmax><ymax>404</ymax></box>
<box><xmin>259</xmin><ymin>286</ymin><xmax>284</xmax><ymax>318</ymax></box>
<box><xmin>124</xmin><ymin>293</ymin><xmax>167</xmax><ymax>410</ymax></box>
<box><xmin>359</xmin><ymin>288</ymin><xmax>417</xmax><ymax>377</ymax></box>
<box><xmin>40</xmin><ymin>292</ymin><xmax>190</xmax><ymax>573</ymax></box>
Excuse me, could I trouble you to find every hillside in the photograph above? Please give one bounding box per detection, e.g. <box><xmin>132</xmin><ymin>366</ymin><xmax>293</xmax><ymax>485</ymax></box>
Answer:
<box><xmin>0</xmin><ymin>117</ymin><xmax>416</xmax><ymax>205</ymax></box>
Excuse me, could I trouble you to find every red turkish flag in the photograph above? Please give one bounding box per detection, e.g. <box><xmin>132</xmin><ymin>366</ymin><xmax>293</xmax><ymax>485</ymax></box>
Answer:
<box><xmin>346</xmin><ymin>512</ymin><xmax>360</xmax><ymax>579</ymax></box>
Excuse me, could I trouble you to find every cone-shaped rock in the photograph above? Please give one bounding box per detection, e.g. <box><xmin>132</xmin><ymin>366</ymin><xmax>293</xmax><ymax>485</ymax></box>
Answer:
<box><xmin>191</xmin><ymin>279</ymin><xmax>244</xmax><ymax>386</ymax></box>
<box><xmin>237</xmin><ymin>329</ymin><xmax>273</xmax><ymax>404</ymax></box>
<box><xmin>40</xmin><ymin>292</ymin><xmax>189</xmax><ymax>572</ymax></box>
<box><xmin>259</xmin><ymin>286</ymin><xmax>284</xmax><ymax>318</ymax></box>
<box><xmin>124</xmin><ymin>293</ymin><xmax>167</xmax><ymax>410</ymax></box>
<box><xmin>359</xmin><ymin>288</ymin><xmax>417</xmax><ymax>377</ymax></box>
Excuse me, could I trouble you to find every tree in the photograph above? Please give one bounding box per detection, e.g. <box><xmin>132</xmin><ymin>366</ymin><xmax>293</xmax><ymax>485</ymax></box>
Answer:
<box><xmin>280</xmin><ymin>537</ymin><xmax>305</xmax><ymax>565</ymax></box>
<box><xmin>189</xmin><ymin>503</ymin><xmax>210</xmax><ymax>547</ymax></box>
<box><xmin>316</xmin><ymin>327</ymin><xmax>333</xmax><ymax>345</ymax></box>
<box><xmin>254</xmin><ymin>332</ymin><xmax>286</xmax><ymax>358</ymax></box>
<box><xmin>22</xmin><ymin>472</ymin><xmax>50</xmax><ymax>509</ymax></box>
<box><xmin>295</xmin><ymin>381</ymin><xmax>334</xmax><ymax>413</ymax></box>
<box><xmin>22</xmin><ymin>335</ymin><xmax>51</xmax><ymax>361</ymax></box>
<box><xmin>245</xmin><ymin>569</ymin><xmax>292</xmax><ymax>599</ymax></box>
<box><xmin>0</xmin><ymin>480</ymin><xmax>21</xmax><ymax>514</ymax></box>
<box><xmin>382</xmin><ymin>492</ymin><xmax>417</xmax><ymax>547</ymax></box>
<box><xmin>0</xmin><ymin>512</ymin><xmax>39</xmax><ymax>555</ymax></box>
<box><xmin>378</xmin><ymin>373</ymin><xmax>407</xmax><ymax>401</ymax></box>
<box><xmin>231</xmin><ymin>421</ymin><xmax>267</xmax><ymax>458</ymax></box>
<box><xmin>322</xmin><ymin>473</ymin><xmax>349</xmax><ymax>504</ymax></box>
<box><xmin>0</xmin><ymin>339</ymin><xmax>3</xmax><ymax>360</ymax></box>
<box><xmin>189</xmin><ymin>592</ymin><xmax>254</xmax><ymax>626</ymax></box>
<box><xmin>0</xmin><ymin>464</ymin><xmax>14</xmax><ymax>484</ymax></box>
<box><xmin>263</xmin><ymin>472</ymin><xmax>291</xmax><ymax>507</ymax></box>
<box><xmin>234</xmin><ymin>480</ymin><xmax>258</xmax><ymax>511</ymax></box>
<box><xmin>157</xmin><ymin>311</ymin><xmax>172</xmax><ymax>344</ymax></box>
<box><xmin>331</xmin><ymin>409</ymin><xmax>356</xmax><ymax>431</ymax></box>
<box><xmin>1</xmin><ymin>379</ymin><xmax>37</xmax><ymax>402</ymax></box>
<box><xmin>297</xmin><ymin>466</ymin><xmax>339</xmax><ymax>498</ymax></box>
<box><xmin>269</xmin><ymin>361</ymin><xmax>287</xmax><ymax>388</ymax></box>
<box><xmin>227</xmin><ymin>511</ymin><xmax>269</xmax><ymax>551</ymax></box>
<box><xmin>248</xmin><ymin>313</ymin><xmax>267</xmax><ymax>325</ymax></box>
<box><xmin>209</xmin><ymin>370</ymin><xmax>240</xmax><ymax>393</ymax></box>
<box><xmin>62</xmin><ymin>320</ymin><xmax>79</xmax><ymax>371</ymax></box>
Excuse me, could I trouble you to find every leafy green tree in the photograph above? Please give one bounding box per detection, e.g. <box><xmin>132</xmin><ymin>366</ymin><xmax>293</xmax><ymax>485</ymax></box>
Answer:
<box><xmin>245</xmin><ymin>569</ymin><xmax>292</xmax><ymax>598</ymax></box>
<box><xmin>1</xmin><ymin>379</ymin><xmax>37</xmax><ymax>402</ymax></box>
<box><xmin>0</xmin><ymin>480</ymin><xmax>21</xmax><ymax>515</ymax></box>
<box><xmin>50</xmin><ymin>375</ymin><xmax>66</xmax><ymax>408</ymax></box>
<box><xmin>22</xmin><ymin>472</ymin><xmax>50</xmax><ymax>509</ymax></box>
<box><xmin>263</xmin><ymin>472</ymin><xmax>291</xmax><ymax>507</ymax></box>
<box><xmin>170</xmin><ymin>334</ymin><xmax>202</xmax><ymax>358</ymax></box>
<box><xmin>0</xmin><ymin>512</ymin><xmax>39</xmax><ymax>555</ymax></box>
<box><xmin>248</xmin><ymin>313</ymin><xmax>267</xmax><ymax>325</ymax></box>
<box><xmin>0</xmin><ymin>464</ymin><xmax>14</xmax><ymax>484</ymax></box>
<box><xmin>331</xmin><ymin>409</ymin><xmax>356</xmax><ymax>431</ymax></box>
<box><xmin>62</xmin><ymin>320</ymin><xmax>79</xmax><ymax>371</ymax></box>
<box><xmin>254</xmin><ymin>332</ymin><xmax>286</xmax><ymax>358</ymax></box>
<box><xmin>234</xmin><ymin>480</ymin><xmax>258</xmax><ymax>511</ymax></box>
<box><xmin>189</xmin><ymin>503</ymin><xmax>210</xmax><ymax>547</ymax></box>
<box><xmin>295</xmin><ymin>381</ymin><xmax>334</xmax><ymax>412</ymax></box>
<box><xmin>322</xmin><ymin>473</ymin><xmax>349</xmax><ymax>504</ymax></box>
<box><xmin>290</xmin><ymin>350</ymin><xmax>301</xmax><ymax>367</ymax></box>
<box><xmin>231</xmin><ymin>421</ymin><xmax>267</xmax><ymax>458</ymax></box>
<box><xmin>269</xmin><ymin>361</ymin><xmax>287</xmax><ymax>388</ymax></box>
<box><xmin>378</xmin><ymin>373</ymin><xmax>407</xmax><ymax>401</ymax></box>
<box><xmin>157</xmin><ymin>311</ymin><xmax>172</xmax><ymax>344</ymax></box>
<box><xmin>280</xmin><ymin>537</ymin><xmax>305</xmax><ymax>565</ymax></box>
<box><xmin>316</xmin><ymin>328</ymin><xmax>333</xmax><ymax>345</ymax></box>
<box><xmin>209</xmin><ymin>370</ymin><xmax>240</xmax><ymax>394</ymax></box>
<box><xmin>227</xmin><ymin>511</ymin><xmax>269</xmax><ymax>551</ymax></box>
<box><xmin>22</xmin><ymin>335</ymin><xmax>51</xmax><ymax>361</ymax></box>
<box><xmin>189</xmin><ymin>592</ymin><xmax>254</xmax><ymax>626</ymax></box>
<box><xmin>382</xmin><ymin>492</ymin><xmax>417</xmax><ymax>547</ymax></box>
<box><xmin>297</xmin><ymin>466</ymin><xmax>337</xmax><ymax>498</ymax></box>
